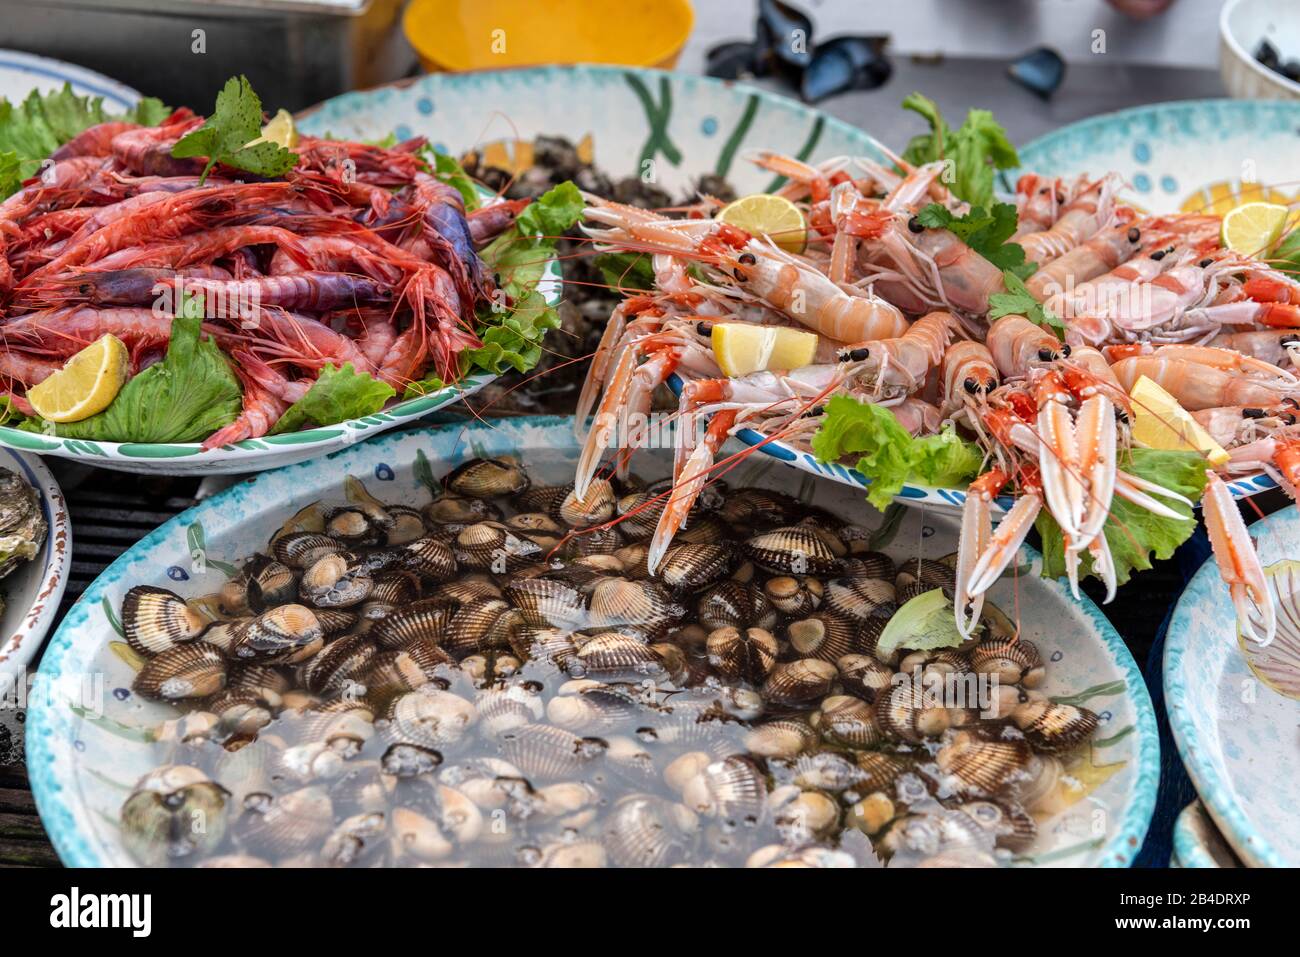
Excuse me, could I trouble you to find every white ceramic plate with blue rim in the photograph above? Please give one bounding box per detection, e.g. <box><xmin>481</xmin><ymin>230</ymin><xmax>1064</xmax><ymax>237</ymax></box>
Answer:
<box><xmin>0</xmin><ymin>48</ymin><xmax>141</xmax><ymax>111</ymax></box>
<box><xmin>1172</xmin><ymin>800</ymin><xmax>1243</xmax><ymax>869</ymax></box>
<box><xmin>0</xmin><ymin>447</ymin><xmax>72</xmax><ymax>680</ymax></box>
<box><xmin>1015</xmin><ymin>98</ymin><xmax>1300</xmax><ymax>505</ymax></box>
<box><xmin>1165</xmin><ymin>505</ymin><xmax>1300</xmax><ymax>867</ymax></box>
<box><xmin>25</xmin><ymin>416</ymin><xmax>1156</xmax><ymax>867</ymax></box>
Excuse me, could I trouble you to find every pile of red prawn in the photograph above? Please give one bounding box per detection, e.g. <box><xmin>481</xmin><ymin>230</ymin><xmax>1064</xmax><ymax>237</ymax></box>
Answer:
<box><xmin>0</xmin><ymin>108</ymin><xmax>532</xmax><ymax>448</ymax></box>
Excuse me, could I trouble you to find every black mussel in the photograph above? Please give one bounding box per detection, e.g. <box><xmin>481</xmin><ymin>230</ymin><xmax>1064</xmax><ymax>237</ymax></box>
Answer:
<box><xmin>801</xmin><ymin>35</ymin><xmax>891</xmax><ymax>102</ymax></box>
<box><xmin>1007</xmin><ymin>46</ymin><xmax>1066</xmax><ymax>100</ymax></box>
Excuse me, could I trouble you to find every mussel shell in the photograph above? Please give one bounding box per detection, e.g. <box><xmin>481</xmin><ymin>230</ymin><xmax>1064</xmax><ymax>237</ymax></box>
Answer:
<box><xmin>872</xmin><ymin>682</ymin><xmax>952</xmax><ymax>744</ymax></box>
<box><xmin>247</xmin><ymin>560</ymin><xmax>298</xmax><ymax>612</ymax></box>
<box><xmin>587</xmin><ymin>578</ymin><xmax>684</xmax><ymax>638</ymax></box>
<box><xmin>573</xmin><ymin>632</ymin><xmax>666</xmax><ymax>678</ymax></box>
<box><xmin>706</xmin><ymin>626</ymin><xmax>778</xmax><ymax>684</ymax></box>
<box><xmin>762</xmin><ymin>575</ymin><xmax>824</xmax><ymax>617</ymax></box>
<box><xmin>743</xmin><ymin>527</ymin><xmax>839</xmax><ymax>576</ymax></box>
<box><xmin>786</xmin><ymin>612</ymin><xmax>864</xmax><ymax>662</ymax></box>
<box><xmin>422</xmin><ymin>493</ymin><xmax>502</xmax><ymax>529</ymax></box>
<box><xmin>823</xmin><ymin>574</ymin><xmax>897</xmax><ymax>622</ymax></box>
<box><xmin>603</xmin><ymin>795</ymin><xmax>698</xmax><ymax>867</ymax></box>
<box><xmin>761</xmin><ymin>658</ymin><xmax>838</xmax><ymax>707</ymax></box>
<box><xmin>739</xmin><ymin>719</ymin><xmax>815</xmax><ymax>760</ymax></box>
<box><xmin>369</xmin><ymin>598</ymin><xmax>454</xmax><ymax>649</ymax></box>
<box><xmin>120</xmin><ymin>765</ymin><xmax>228</xmax><ymax>866</ymax></box>
<box><xmin>299</xmin><ymin>552</ymin><xmax>373</xmax><ymax>609</ymax></box>
<box><xmin>236</xmin><ymin>786</ymin><xmax>334</xmax><ymax>858</ymax></box>
<box><xmin>444</xmin><ymin>456</ymin><xmax>530</xmax><ymax>498</ymax></box>
<box><xmin>454</xmin><ymin>522</ymin><xmax>542</xmax><ymax>573</ymax></box>
<box><xmin>815</xmin><ymin>694</ymin><xmax>883</xmax><ymax>748</ymax></box>
<box><xmin>717</xmin><ymin>487</ymin><xmax>802</xmax><ymax>527</ymax></box>
<box><xmin>1011</xmin><ymin>700</ymin><xmax>1099</xmax><ymax>754</ymax></box>
<box><xmin>133</xmin><ymin>642</ymin><xmax>227</xmax><ymax>700</ymax></box>
<box><xmin>936</xmin><ymin>730</ymin><xmax>1033</xmax><ymax>794</ymax></box>
<box><xmin>681</xmin><ymin>755</ymin><xmax>768</xmax><ymax>822</ymax></box>
<box><xmin>300</xmin><ymin>633</ymin><xmax>377</xmax><ymax>694</ymax></box>
<box><xmin>122</xmin><ymin>585</ymin><xmax>208</xmax><ymax>656</ymax></box>
<box><xmin>497</xmin><ymin>723</ymin><xmax>606</xmax><ymax>781</ymax></box>
<box><xmin>403</xmin><ymin>536</ymin><xmax>459</xmax><ymax>582</ymax></box>
<box><xmin>231</xmin><ymin>604</ymin><xmax>324</xmax><ymax>662</ymax></box>
<box><xmin>504</xmin><ymin>577</ymin><xmax>588</xmax><ymax>629</ymax></box>
<box><xmin>272</xmin><ymin>532</ymin><xmax>344</xmax><ymax>570</ymax></box>
<box><xmin>970</xmin><ymin>636</ymin><xmax>1044</xmax><ymax>687</ymax></box>
<box><xmin>697</xmin><ymin>580</ymin><xmax>776</xmax><ymax>631</ymax></box>
<box><xmin>443</xmin><ymin>597</ymin><xmax>520</xmax><ymax>657</ymax></box>
<box><xmin>382</xmin><ymin>687</ymin><xmax>478</xmax><ymax>749</ymax></box>
<box><xmin>656</xmin><ymin>542</ymin><xmax>732</xmax><ymax>590</ymax></box>
<box><xmin>556</xmin><ymin>479</ymin><xmax>615</xmax><ymax>527</ymax></box>
<box><xmin>836</xmin><ymin>653</ymin><xmax>894</xmax><ymax>702</ymax></box>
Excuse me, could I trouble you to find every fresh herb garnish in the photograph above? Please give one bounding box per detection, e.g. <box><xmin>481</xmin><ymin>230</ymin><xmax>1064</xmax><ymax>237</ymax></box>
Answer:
<box><xmin>901</xmin><ymin>93</ymin><xmax>1018</xmax><ymax>209</ymax></box>
<box><xmin>595</xmin><ymin>251</ymin><xmax>656</xmax><ymax>291</ymax></box>
<box><xmin>1274</xmin><ymin>228</ymin><xmax>1300</xmax><ymax>277</ymax></box>
<box><xmin>988</xmin><ymin>270</ymin><xmax>1065</xmax><ymax>337</ymax></box>
<box><xmin>915</xmin><ymin>202</ymin><xmax>1034</xmax><ymax>278</ymax></box>
<box><xmin>171</xmin><ymin>75</ymin><xmax>297</xmax><ymax>184</ymax></box>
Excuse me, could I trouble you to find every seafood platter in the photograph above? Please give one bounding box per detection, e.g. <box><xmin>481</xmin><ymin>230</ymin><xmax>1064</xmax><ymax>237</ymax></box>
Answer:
<box><xmin>26</xmin><ymin>419</ymin><xmax>1156</xmax><ymax>868</ymax></box>
<box><xmin>5</xmin><ymin>58</ymin><xmax>1300</xmax><ymax>869</ymax></box>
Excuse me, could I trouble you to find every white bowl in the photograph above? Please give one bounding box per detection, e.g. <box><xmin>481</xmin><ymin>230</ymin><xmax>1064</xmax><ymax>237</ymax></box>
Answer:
<box><xmin>1220</xmin><ymin>0</ymin><xmax>1300</xmax><ymax>100</ymax></box>
<box><xmin>26</xmin><ymin>417</ymin><xmax>1158</xmax><ymax>867</ymax></box>
<box><xmin>0</xmin><ymin>448</ymin><xmax>71</xmax><ymax>680</ymax></box>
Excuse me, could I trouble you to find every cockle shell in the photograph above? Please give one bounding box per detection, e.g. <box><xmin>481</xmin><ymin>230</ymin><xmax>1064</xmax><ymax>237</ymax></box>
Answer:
<box><xmin>121</xmin><ymin>585</ymin><xmax>208</xmax><ymax>656</ymax></box>
<box><xmin>133</xmin><ymin>642</ymin><xmax>227</xmax><ymax>701</ymax></box>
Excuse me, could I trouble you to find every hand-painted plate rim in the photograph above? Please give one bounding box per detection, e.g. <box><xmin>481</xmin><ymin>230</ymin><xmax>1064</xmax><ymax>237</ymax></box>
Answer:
<box><xmin>0</xmin><ymin>49</ymin><xmax>142</xmax><ymax>111</ymax></box>
<box><xmin>0</xmin><ymin>448</ymin><xmax>71</xmax><ymax>677</ymax></box>
<box><xmin>665</xmin><ymin>373</ymin><xmax>1270</xmax><ymax>512</ymax></box>
<box><xmin>1164</xmin><ymin>504</ymin><xmax>1296</xmax><ymax>868</ymax></box>
<box><xmin>25</xmin><ymin>416</ymin><xmax>1158</xmax><ymax>867</ymax></box>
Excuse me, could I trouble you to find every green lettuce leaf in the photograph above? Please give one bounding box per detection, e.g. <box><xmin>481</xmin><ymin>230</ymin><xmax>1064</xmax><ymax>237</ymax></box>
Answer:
<box><xmin>24</xmin><ymin>314</ymin><xmax>241</xmax><ymax>443</ymax></box>
<box><xmin>900</xmin><ymin>93</ymin><xmax>1018</xmax><ymax>209</ymax></box>
<box><xmin>595</xmin><ymin>251</ymin><xmax>656</xmax><ymax>291</ymax></box>
<box><xmin>270</xmin><ymin>363</ymin><xmax>395</xmax><ymax>434</ymax></box>
<box><xmin>1273</xmin><ymin>228</ymin><xmax>1300</xmax><ymax>277</ymax></box>
<box><xmin>1035</xmin><ymin>447</ymin><xmax>1207</xmax><ymax>587</ymax></box>
<box><xmin>465</xmin><ymin>181</ymin><xmax>584</xmax><ymax>375</ymax></box>
<box><xmin>811</xmin><ymin>395</ymin><xmax>983</xmax><ymax>510</ymax></box>
<box><xmin>0</xmin><ymin>84</ymin><xmax>168</xmax><ymax>196</ymax></box>
<box><xmin>403</xmin><ymin>375</ymin><xmax>448</xmax><ymax>401</ymax></box>
<box><xmin>426</xmin><ymin>148</ymin><xmax>481</xmax><ymax>210</ymax></box>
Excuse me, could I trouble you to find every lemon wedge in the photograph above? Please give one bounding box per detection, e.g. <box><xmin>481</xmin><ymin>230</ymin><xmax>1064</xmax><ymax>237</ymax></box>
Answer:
<box><xmin>716</xmin><ymin>193</ymin><xmax>807</xmax><ymax>254</ymax></box>
<box><xmin>26</xmin><ymin>334</ymin><xmax>129</xmax><ymax>423</ymax></box>
<box><xmin>246</xmin><ymin>109</ymin><xmax>299</xmax><ymax>150</ymax></box>
<box><xmin>1221</xmin><ymin>201</ymin><xmax>1289</xmax><ymax>255</ymax></box>
<box><xmin>712</xmin><ymin>323</ymin><xmax>818</xmax><ymax>378</ymax></box>
<box><xmin>1130</xmin><ymin>374</ymin><xmax>1228</xmax><ymax>467</ymax></box>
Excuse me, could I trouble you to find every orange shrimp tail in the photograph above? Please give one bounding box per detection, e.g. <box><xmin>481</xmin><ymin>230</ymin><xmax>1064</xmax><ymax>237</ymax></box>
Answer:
<box><xmin>1273</xmin><ymin>439</ymin><xmax>1300</xmax><ymax>503</ymax></box>
<box><xmin>1255</xmin><ymin>303</ymin><xmax>1300</xmax><ymax>329</ymax></box>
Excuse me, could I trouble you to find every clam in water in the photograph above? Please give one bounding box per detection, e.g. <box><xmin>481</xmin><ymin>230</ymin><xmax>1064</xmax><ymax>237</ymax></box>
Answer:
<box><xmin>115</xmin><ymin>460</ymin><xmax>1099</xmax><ymax>867</ymax></box>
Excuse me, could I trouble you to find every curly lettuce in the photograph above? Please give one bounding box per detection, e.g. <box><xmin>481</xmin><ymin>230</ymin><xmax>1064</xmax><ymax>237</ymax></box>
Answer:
<box><xmin>270</xmin><ymin>363</ymin><xmax>395</xmax><ymax>434</ymax></box>
<box><xmin>811</xmin><ymin>395</ymin><xmax>983</xmax><ymax>510</ymax></box>
<box><xmin>462</xmin><ymin>180</ymin><xmax>584</xmax><ymax>375</ymax></box>
<box><xmin>1036</xmin><ymin>447</ymin><xmax>1206</xmax><ymax>587</ymax></box>
<box><xmin>0</xmin><ymin>84</ymin><xmax>168</xmax><ymax>196</ymax></box>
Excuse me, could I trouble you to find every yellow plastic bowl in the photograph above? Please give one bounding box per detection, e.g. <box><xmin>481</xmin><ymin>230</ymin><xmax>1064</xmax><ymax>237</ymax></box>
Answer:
<box><xmin>403</xmin><ymin>0</ymin><xmax>694</xmax><ymax>72</ymax></box>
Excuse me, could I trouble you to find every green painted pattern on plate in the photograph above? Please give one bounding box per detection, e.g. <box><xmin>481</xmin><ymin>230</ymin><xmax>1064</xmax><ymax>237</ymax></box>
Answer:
<box><xmin>115</xmin><ymin>443</ymin><xmax>202</xmax><ymax>458</ymax></box>
<box><xmin>0</xmin><ymin>428</ymin><xmax>60</xmax><ymax>451</ymax></box>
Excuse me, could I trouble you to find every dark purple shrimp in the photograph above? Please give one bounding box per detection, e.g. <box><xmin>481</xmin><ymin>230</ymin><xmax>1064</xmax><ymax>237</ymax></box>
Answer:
<box><xmin>48</xmin><ymin>268</ymin><xmax>391</xmax><ymax>313</ymax></box>
<box><xmin>468</xmin><ymin>197</ymin><xmax>532</xmax><ymax>247</ymax></box>
<box><xmin>111</xmin><ymin>118</ymin><xmax>206</xmax><ymax>178</ymax></box>
<box><xmin>412</xmin><ymin>172</ymin><xmax>489</xmax><ymax>308</ymax></box>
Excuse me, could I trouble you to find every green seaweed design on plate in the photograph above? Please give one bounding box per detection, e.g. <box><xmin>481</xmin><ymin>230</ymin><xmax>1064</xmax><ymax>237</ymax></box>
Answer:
<box><xmin>186</xmin><ymin>521</ymin><xmax>237</xmax><ymax>577</ymax></box>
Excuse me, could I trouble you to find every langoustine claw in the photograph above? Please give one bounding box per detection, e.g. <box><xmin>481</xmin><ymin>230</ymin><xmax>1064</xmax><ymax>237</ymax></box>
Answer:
<box><xmin>1202</xmin><ymin>470</ymin><xmax>1275</xmax><ymax>647</ymax></box>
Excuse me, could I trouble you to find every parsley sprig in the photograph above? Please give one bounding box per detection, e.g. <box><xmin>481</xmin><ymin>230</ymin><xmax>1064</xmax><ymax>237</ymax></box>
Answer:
<box><xmin>171</xmin><ymin>76</ymin><xmax>297</xmax><ymax>183</ymax></box>
<box><xmin>915</xmin><ymin>202</ymin><xmax>1035</xmax><ymax>279</ymax></box>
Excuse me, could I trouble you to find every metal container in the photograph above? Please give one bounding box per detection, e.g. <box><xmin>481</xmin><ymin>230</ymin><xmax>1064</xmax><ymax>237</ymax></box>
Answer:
<box><xmin>0</xmin><ymin>0</ymin><xmax>416</xmax><ymax>112</ymax></box>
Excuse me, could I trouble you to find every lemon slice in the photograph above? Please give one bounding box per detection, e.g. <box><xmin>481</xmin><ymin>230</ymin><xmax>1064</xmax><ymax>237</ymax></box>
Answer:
<box><xmin>246</xmin><ymin>109</ymin><xmax>299</xmax><ymax>150</ymax></box>
<box><xmin>26</xmin><ymin>334</ymin><xmax>129</xmax><ymax>423</ymax></box>
<box><xmin>717</xmin><ymin>193</ymin><xmax>807</xmax><ymax>254</ymax></box>
<box><xmin>1221</xmin><ymin>201</ymin><xmax>1289</xmax><ymax>255</ymax></box>
<box><xmin>712</xmin><ymin>323</ymin><xmax>818</xmax><ymax>377</ymax></box>
<box><xmin>1130</xmin><ymin>375</ymin><xmax>1228</xmax><ymax>468</ymax></box>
